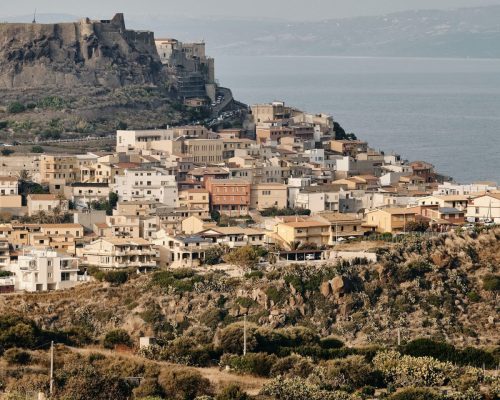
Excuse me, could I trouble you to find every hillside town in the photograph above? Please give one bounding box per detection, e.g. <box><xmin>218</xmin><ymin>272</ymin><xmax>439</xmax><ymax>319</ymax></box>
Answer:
<box><xmin>0</xmin><ymin>100</ymin><xmax>498</xmax><ymax>294</ymax></box>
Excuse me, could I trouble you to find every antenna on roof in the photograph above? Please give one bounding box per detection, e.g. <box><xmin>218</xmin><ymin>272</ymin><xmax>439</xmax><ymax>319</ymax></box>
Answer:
<box><xmin>32</xmin><ymin>8</ymin><xmax>37</xmax><ymax>24</ymax></box>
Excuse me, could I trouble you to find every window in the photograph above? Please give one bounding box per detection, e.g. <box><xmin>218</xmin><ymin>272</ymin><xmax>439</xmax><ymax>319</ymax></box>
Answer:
<box><xmin>61</xmin><ymin>272</ymin><xmax>70</xmax><ymax>281</ymax></box>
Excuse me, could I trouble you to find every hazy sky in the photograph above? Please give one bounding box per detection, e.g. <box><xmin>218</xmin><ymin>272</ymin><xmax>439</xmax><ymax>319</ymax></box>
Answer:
<box><xmin>3</xmin><ymin>0</ymin><xmax>500</xmax><ymax>21</ymax></box>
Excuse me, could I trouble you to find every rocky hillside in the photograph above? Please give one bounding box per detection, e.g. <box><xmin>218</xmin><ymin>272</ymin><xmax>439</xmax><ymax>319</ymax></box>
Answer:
<box><xmin>1</xmin><ymin>229</ymin><xmax>498</xmax><ymax>349</ymax></box>
<box><xmin>0</xmin><ymin>13</ymin><xmax>164</xmax><ymax>90</ymax></box>
<box><xmin>0</xmin><ymin>14</ymin><xmax>184</xmax><ymax>137</ymax></box>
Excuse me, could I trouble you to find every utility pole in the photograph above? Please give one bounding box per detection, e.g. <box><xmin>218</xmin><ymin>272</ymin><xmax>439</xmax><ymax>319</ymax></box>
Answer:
<box><xmin>243</xmin><ymin>315</ymin><xmax>247</xmax><ymax>356</ymax></box>
<box><xmin>49</xmin><ymin>341</ymin><xmax>54</xmax><ymax>397</ymax></box>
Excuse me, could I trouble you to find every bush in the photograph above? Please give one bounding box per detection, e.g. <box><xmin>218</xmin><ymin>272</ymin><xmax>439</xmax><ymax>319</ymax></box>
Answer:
<box><xmin>0</xmin><ymin>121</ymin><xmax>8</xmax><ymax>129</ymax></box>
<box><xmin>158</xmin><ymin>368</ymin><xmax>213</xmax><ymax>400</ymax></box>
<box><xmin>7</xmin><ymin>102</ymin><xmax>26</xmax><ymax>114</ymax></box>
<box><xmin>4</xmin><ymin>348</ymin><xmax>32</xmax><ymax>365</ymax></box>
<box><xmin>216</xmin><ymin>384</ymin><xmax>250</xmax><ymax>400</ymax></box>
<box><xmin>223</xmin><ymin>246</ymin><xmax>260</xmax><ymax>269</ymax></box>
<box><xmin>205</xmin><ymin>246</ymin><xmax>224</xmax><ymax>265</ymax></box>
<box><xmin>103</xmin><ymin>329</ymin><xmax>131</xmax><ymax>349</ymax></box>
<box><xmin>402</xmin><ymin>339</ymin><xmax>496</xmax><ymax>368</ymax></box>
<box><xmin>218</xmin><ymin>323</ymin><xmax>258</xmax><ymax>355</ymax></box>
<box><xmin>320</xmin><ymin>337</ymin><xmax>345</xmax><ymax>350</ymax></box>
<box><xmin>482</xmin><ymin>274</ymin><xmax>500</xmax><ymax>291</ymax></box>
<box><xmin>37</xmin><ymin>96</ymin><xmax>66</xmax><ymax>110</ymax></box>
<box><xmin>31</xmin><ymin>145</ymin><xmax>44</xmax><ymax>153</ymax></box>
<box><xmin>1</xmin><ymin>149</ymin><xmax>14</xmax><ymax>156</ymax></box>
<box><xmin>104</xmin><ymin>271</ymin><xmax>128</xmax><ymax>285</ymax></box>
<box><xmin>221</xmin><ymin>353</ymin><xmax>278</xmax><ymax>377</ymax></box>
<box><xmin>388</xmin><ymin>388</ymin><xmax>443</xmax><ymax>400</ymax></box>
<box><xmin>269</xmin><ymin>355</ymin><xmax>315</xmax><ymax>378</ymax></box>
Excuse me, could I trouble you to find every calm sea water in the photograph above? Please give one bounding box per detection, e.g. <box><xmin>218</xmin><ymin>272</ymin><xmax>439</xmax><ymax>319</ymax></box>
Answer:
<box><xmin>215</xmin><ymin>55</ymin><xmax>500</xmax><ymax>184</ymax></box>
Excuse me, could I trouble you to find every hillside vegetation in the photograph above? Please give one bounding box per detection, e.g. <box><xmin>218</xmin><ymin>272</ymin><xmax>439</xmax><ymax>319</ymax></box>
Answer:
<box><xmin>0</xmin><ymin>228</ymin><xmax>498</xmax><ymax>399</ymax></box>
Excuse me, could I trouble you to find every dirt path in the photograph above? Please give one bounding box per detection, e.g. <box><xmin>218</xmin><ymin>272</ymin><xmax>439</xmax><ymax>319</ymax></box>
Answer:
<box><xmin>69</xmin><ymin>346</ymin><xmax>268</xmax><ymax>396</ymax></box>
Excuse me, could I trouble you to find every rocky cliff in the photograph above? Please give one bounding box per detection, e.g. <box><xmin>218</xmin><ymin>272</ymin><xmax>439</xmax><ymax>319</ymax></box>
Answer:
<box><xmin>0</xmin><ymin>13</ymin><xmax>165</xmax><ymax>90</ymax></box>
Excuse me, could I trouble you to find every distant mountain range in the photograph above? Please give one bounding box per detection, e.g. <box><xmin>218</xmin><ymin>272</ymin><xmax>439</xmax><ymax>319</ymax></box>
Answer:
<box><xmin>3</xmin><ymin>5</ymin><xmax>500</xmax><ymax>58</ymax></box>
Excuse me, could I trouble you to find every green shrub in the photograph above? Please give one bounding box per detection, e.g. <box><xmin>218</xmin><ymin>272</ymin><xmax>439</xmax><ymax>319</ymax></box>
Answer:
<box><xmin>1</xmin><ymin>149</ymin><xmax>14</xmax><ymax>156</ymax></box>
<box><xmin>4</xmin><ymin>348</ymin><xmax>32</xmax><ymax>365</ymax></box>
<box><xmin>104</xmin><ymin>271</ymin><xmax>128</xmax><ymax>285</ymax></box>
<box><xmin>37</xmin><ymin>96</ymin><xmax>67</xmax><ymax>110</ymax></box>
<box><xmin>482</xmin><ymin>274</ymin><xmax>500</xmax><ymax>291</ymax></box>
<box><xmin>0</xmin><ymin>121</ymin><xmax>8</xmax><ymax>129</ymax></box>
<box><xmin>158</xmin><ymin>367</ymin><xmax>213</xmax><ymax>400</ymax></box>
<box><xmin>221</xmin><ymin>353</ymin><xmax>278</xmax><ymax>377</ymax></box>
<box><xmin>216</xmin><ymin>384</ymin><xmax>249</xmax><ymax>400</ymax></box>
<box><xmin>103</xmin><ymin>329</ymin><xmax>131</xmax><ymax>349</ymax></box>
<box><xmin>31</xmin><ymin>146</ymin><xmax>44</xmax><ymax>153</ymax></box>
<box><xmin>388</xmin><ymin>388</ymin><xmax>443</xmax><ymax>400</ymax></box>
<box><xmin>320</xmin><ymin>337</ymin><xmax>345</xmax><ymax>349</ymax></box>
<box><xmin>7</xmin><ymin>102</ymin><xmax>26</xmax><ymax>114</ymax></box>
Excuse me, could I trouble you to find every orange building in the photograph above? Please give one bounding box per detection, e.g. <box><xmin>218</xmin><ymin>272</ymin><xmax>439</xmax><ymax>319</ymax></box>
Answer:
<box><xmin>256</xmin><ymin>126</ymin><xmax>293</xmax><ymax>144</ymax></box>
<box><xmin>205</xmin><ymin>178</ymin><xmax>251</xmax><ymax>216</ymax></box>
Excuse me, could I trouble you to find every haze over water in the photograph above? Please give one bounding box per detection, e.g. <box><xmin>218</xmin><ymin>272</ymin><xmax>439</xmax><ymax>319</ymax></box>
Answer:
<box><xmin>216</xmin><ymin>55</ymin><xmax>500</xmax><ymax>184</ymax></box>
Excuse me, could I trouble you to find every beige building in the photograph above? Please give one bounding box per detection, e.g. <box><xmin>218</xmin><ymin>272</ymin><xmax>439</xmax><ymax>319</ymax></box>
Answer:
<box><xmin>179</xmin><ymin>189</ymin><xmax>210</xmax><ymax>212</ymax></box>
<box><xmin>274</xmin><ymin>220</ymin><xmax>330</xmax><ymax>248</ymax></box>
<box><xmin>183</xmin><ymin>139</ymin><xmax>223</xmax><ymax>164</ymax></box>
<box><xmin>40</xmin><ymin>155</ymin><xmax>78</xmax><ymax>189</ymax></box>
<box><xmin>312</xmin><ymin>212</ymin><xmax>366</xmax><ymax>243</ymax></box>
<box><xmin>251</xmin><ymin>102</ymin><xmax>291</xmax><ymax>123</ymax></box>
<box><xmin>82</xmin><ymin>237</ymin><xmax>157</xmax><ymax>271</ymax></box>
<box><xmin>153</xmin><ymin>230</ymin><xmax>213</xmax><ymax>268</ymax></box>
<box><xmin>364</xmin><ymin>208</ymin><xmax>420</xmax><ymax>233</ymax></box>
<box><xmin>250</xmin><ymin>183</ymin><xmax>287</xmax><ymax>210</ymax></box>
<box><xmin>27</xmin><ymin>194</ymin><xmax>69</xmax><ymax>217</ymax></box>
<box><xmin>466</xmin><ymin>193</ymin><xmax>500</xmax><ymax>223</ymax></box>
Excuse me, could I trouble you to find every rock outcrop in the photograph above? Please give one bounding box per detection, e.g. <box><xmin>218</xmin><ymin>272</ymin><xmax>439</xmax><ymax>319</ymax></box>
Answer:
<box><xmin>0</xmin><ymin>13</ymin><xmax>165</xmax><ymax>90</ymax></box>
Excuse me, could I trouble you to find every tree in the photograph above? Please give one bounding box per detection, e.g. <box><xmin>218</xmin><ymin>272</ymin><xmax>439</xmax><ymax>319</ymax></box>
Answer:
<box><xmin>216</xmin><ymin>384</ymin><xmax>250</xmax><ymax>400</ymax></box>
<box><xmin>223</xmin><ymin>246</ymin><xmax>260</xmax><ymax>269</ymax></box>
<box><xmin>204</xmin><ymin>246</ymin><xmax>224</xmax><ymax>265</ymax></box>
<box><xmin>406</xmin><ymin>220</ymin><xmax>429</xmax><ymax>233</ymax></box>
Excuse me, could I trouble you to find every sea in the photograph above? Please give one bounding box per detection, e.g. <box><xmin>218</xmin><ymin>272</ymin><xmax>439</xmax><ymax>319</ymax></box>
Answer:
<box><xmin>215</xmin><ymin>55</ymin><xmax>500</xmax><ymax>184</ymax></box>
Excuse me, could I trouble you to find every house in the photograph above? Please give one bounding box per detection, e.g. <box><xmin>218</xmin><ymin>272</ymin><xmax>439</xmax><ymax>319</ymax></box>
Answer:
<box><xmin>27</xmin><ymin>194</ymin><xmax>69</xmax><ymax>217</ymax></box>
<box><xmin>364</xmin><ymin>208</ymin><xmax>421</xmax><ymax>234</ymax></box>
<box><xmin>250</xmin><ymin>183</ymin><xmax>288</xmax><ymax>211</ymax></box>
<box><xmin>421</xmin><ymin>207</ymin><xmax>465</xmax><ymax>227</ymax></box>
<box><xmin>199</xmin><ymin>227</ymin><xmax>266</xmax><ymax>248</ymax></box>
<box><xmin>417</xmin><ymin>195</ymin><xmax>470</xmax><ymax>211</ymax></box>
<box><xmin>93</xmin><ymin>215</ymin><xmax>140</xmax><ymax>238</ymax></box>
<box><xmin>153</xmin><ymin>230</ymin><xmax>213</xmax><ymax>268</ymax></box>
<box><xmin>205</xmin><ymin>178</ymin><xmax>251</xmax><ymax>217</ymax></box>
<box><xmin>274</xmin><ymin>220</ymin><xmax>330</xmax><ymax>248</ymax></box>
<box><xmin>466</xmin><ymin>193</ymin><xmax>500</xmax><ymax>223</ymax></box>
<box><xmin>312</xmin><ymin>212</ymin><xmax>365</xmax><ymax>243</ymax></box>
<box><xmin>0</xmin><ymin>238</ymin><xmax>11</xmax><ymax>268</ymax></box>
<box><xmin>181</xmin><ymin>216</ymin><xmax>216</xmax><ymax>235</ymax></box>
<box><xmin>39</xmin><ymin>155</ymin><xmax>78</xmax><ymax>191</ymax></box>
<box><xmin>8</xmin><ymin>248</ymin><xmax>80</xmax><ymax>292</ymax></box>
<box><xmin>82</xmin><ymin>237</ymin><xmax>157</xmax><ymax>271</ymax></box>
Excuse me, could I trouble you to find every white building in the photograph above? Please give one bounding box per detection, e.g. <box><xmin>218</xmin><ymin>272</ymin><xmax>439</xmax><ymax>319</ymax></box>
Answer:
<box><xmin>434</xmin><ymin>182</ymin><xmax>498</xmax><ymax>196</ymax></box>
<box><xmin>466</xmin><ymin>193</ymin><xmax>500</xmax><ymax>223</ymax></box>
<box><xmin>114</xmin><ymin>168</ymin><xmax>178</xmax><ymax>207</ymax></box>
<box><xmin>8</xmin><ymin>248</ymin><xmax>80</xmax><ymax>292</ymax></box>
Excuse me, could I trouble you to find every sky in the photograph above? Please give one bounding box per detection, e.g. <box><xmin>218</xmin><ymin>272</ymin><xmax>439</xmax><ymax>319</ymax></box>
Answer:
<box><xmin>2</xmin><ymin>0</ymin><xmax>500</xmax><ymax>21</ymax></box>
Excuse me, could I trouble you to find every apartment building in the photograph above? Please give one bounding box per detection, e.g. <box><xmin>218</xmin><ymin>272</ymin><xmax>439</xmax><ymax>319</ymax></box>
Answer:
<box><xmin>205</xmin><ymin>178</ymin><xmax>251</xmax><ymax>216</ymax></box>
<box><xmin>153</xmin><ymin>230</ymin><xmax>213</xmax><ymax>268</ymax></box>
<box><xmin>0</xmin><ymin>176</ymin><xmax>22</xmax><ymax>209</ymax></box>
<box><xmin>183</xmin><ymin>138</ymin><xmax>224</xmax><ymax>164</ymax></box>
<box><xmin>8</xmin><ymin>248</ymin><xmax>80</xmax><ymax>292</ymax></box>
<box><xmin>256</xmin><ymin>126</ymin><xmax>294</xmax><ymax>145</ymax></box>
<box><xmin>364</xmin><ymin>208</ymin><xmax>421</xmax><ymax>233</ymax></box>
<box><xmin>179</xmin><ymin>189</ymin><xmax>210</xmax><ymax>212</ymax></box>
<box><xmin>329</xmin><ymin>140</ymin><xmax>368</xmax><ymax>157</ymax></box>
<box><xmin>39</xmin><ymin>155</ymin><xmax>78</xmax><ymax>189</ymax></box>
<box><xmin>250</xmin><ymin>183</ymin><xmax>288</xmax><ymax>211</ymax></box>
<box><xmin>64</xmin><ymin>183</ymin><xmax>111</xmax><ymax>209</ymax></box>
<box><xmin>114</xmin><ymin>168</ymin><xmax>178</xmax><ymax>207</ymax></box>
<box><xmin>312</xmin><ymin>212</ymin><xmax>365</xmax><ymax>243</ymax></box>
<box><xmin>251</xmin><ymin>101</ymin><xmax>292</xmax><ymax>123</ymax></box>
<box><xmin>82</xmin><ymin>237</ymin><xmax>157</xmax><ymax>270</ymax></box>
<box><xmin>275</xmin><ymin>220</ymin><xmax>330</xmax><ymax>247</ymax></box>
